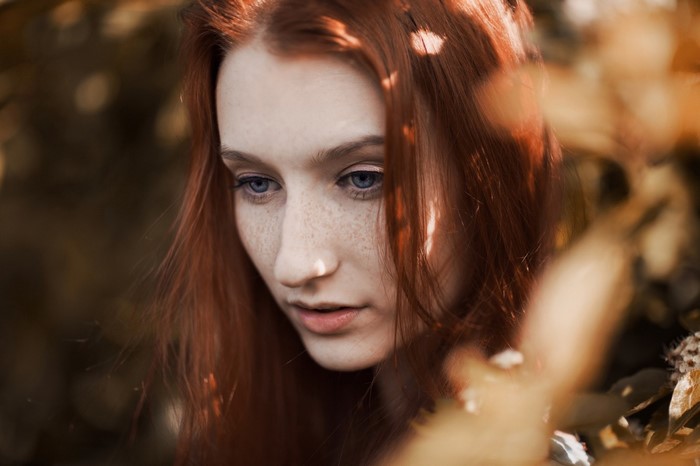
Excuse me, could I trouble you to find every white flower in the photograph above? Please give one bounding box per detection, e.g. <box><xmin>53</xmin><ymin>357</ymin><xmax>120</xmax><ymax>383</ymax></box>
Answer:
<box><xmin>666</xmin><ymin>332</ymin><xmax>700</xmax><ymax>383</ymax></box>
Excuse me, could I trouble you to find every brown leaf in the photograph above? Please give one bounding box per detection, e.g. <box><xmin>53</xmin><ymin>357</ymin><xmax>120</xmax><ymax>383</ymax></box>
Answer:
<box><xmin>599</xmin><ymin>423</ymin><xmax>630</xmax><ymax>450</ymax></box>
<box><xmin>650</xmin><ymin>436</ymin><xmax>682</xmax><ymax>455</ymax></box>
<box><xmin>608</xmin><ymin>368</ymin><xmax>671</xmax><ymax>415</ymax></box>
<box><xmin>559</xmin><ymin>393</ymin><xmax>629</xmax><ymax>431</ymax></box>
<box><xmin>669</xmin><ymin>370</ymin><xmax>700</xmax><ymax>434</ymax></box>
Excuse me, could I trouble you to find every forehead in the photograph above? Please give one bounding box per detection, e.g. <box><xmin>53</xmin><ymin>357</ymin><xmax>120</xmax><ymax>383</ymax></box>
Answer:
<box><xmin>215</xmin><ymin>38</ymin><xmax>385</xmax><ymax>160</ymax></box>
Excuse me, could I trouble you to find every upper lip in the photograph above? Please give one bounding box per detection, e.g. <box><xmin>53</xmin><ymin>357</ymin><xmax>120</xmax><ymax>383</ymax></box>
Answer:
<box><xmin>289</xmin><ymin>300</ymin><xmax>363</xmax><ymax>311</ymax></box>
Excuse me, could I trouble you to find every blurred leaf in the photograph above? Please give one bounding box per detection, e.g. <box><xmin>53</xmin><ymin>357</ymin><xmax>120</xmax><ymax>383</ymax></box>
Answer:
<box><xmin>609</xmin><ymin>368</ymin><xmax>672</xmax><ymax>415</ymax></box>
<box><xmin>560</xmin><ymin>393</ymin><xmax>629</xmax><ymax>430</ymax></box>
<box><xmin>671</xmin><ymin>38</ymin><xmax>700</xmax><ymax>73</ymax></box>
<box><xmin>680</xmin><ymin>309</ymin><xmax>700</xmax><ymax>333</ymax></box>
<box><xmin>597</xmin><ymin>423</ymin><xmax>629</xmax><ymax>450</ymax></box>
<box><xmin>646</xmin><ymin>400</ymin><xmax>672</xmax><ymax>451</ymax></box>
<box><xmin>677</xmin><ymin>425</ymin><xmax>700</xmax><ymax>459</ymax></box>
<box><xmin>669</xmin><ymin>370</ymin><xmax>700</xmax><ymax>434</ymax></box>
<box><xmin>594</xmin><ymin>416</ymin><xmax>644</xmax><ymax>451</ymax></box>
<box><xmin>650</xmin><ymin>436</ymin><xmax>682</xmax><ymax>455</ymax></box>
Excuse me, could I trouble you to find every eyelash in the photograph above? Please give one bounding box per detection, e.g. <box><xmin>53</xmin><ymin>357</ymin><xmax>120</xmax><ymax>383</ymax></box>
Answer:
<box><xmin>231</xmin><ymin>176</ymin><xmax>280</xmax><ymax>204</ymax></box>
<box><xmin>231</xmin><ymin>169</ymin><xmax>384</xmax><ymax>203</ymax></box>
<box><xmin>337</xmin><ymin>170</ymin><xmax>384</xmax><ymax>200</ymax></box>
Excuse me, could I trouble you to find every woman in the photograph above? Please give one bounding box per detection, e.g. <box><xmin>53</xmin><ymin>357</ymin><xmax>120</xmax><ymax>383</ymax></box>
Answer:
<box><xmin>154</xmin><ymin>0</ymin><xmax>560</xmax><ymax>464</ymax></box>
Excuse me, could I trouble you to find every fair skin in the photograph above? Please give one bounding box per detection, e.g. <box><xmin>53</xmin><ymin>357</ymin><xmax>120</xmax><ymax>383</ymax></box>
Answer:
<box><xmin>216</xmin><ymin>36</ymin><xmax>460</xmax><ymax>373</ymax></box>
<box><xmin>216</xmin><ymin>37</ymin><xmax>395</xmax><ymax>371</ymax></box>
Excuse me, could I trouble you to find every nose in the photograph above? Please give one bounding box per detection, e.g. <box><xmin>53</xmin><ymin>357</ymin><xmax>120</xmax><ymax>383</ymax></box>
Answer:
<box><xmin>273</xmin><ymin>197</ymin><xmax>340</xmax><ymax>288</ymax></box>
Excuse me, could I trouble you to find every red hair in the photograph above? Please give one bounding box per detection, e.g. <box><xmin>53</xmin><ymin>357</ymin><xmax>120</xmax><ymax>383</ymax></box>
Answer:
<box><xmin>153</xmin><ymin>0</ymin><xmax>560</xmax><ymax>464</ymax></box>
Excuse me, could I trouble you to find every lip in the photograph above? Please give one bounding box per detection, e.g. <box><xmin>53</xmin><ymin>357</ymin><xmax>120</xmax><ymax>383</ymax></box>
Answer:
<box><xmin>292</xmin><ymin>304</ymin><xmax>365</xmax><ymax>334</ymax></box>
<box><xmin>291</xmin><ymin>300</ymin><xmax>362</xmax><ymax>310</ymax></box>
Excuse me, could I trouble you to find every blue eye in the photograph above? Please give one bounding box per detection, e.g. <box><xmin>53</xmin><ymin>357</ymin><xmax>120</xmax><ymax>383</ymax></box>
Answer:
<box><xmin>247</xmin><ymin>178</ymin><xmax>270</xmax><ymax>193</ymax></box>
<box><xmin>338</xmin><ymin>169</ymin><xmax>383</xmax><ymax>200</ymax></box>
<box><xmin>349</xmin><ymin>171</ymin><xmax>381</xmax><ymax>189</ymax></box>
<box><xmin>233</xmin><ymin>176</ymin><xmax>273</xmax><ymax>193</ymax></box>
<box><xmin>232</xmin><ymin>176</ymin><xmax>280</xmax><ymax>203</ymax></box>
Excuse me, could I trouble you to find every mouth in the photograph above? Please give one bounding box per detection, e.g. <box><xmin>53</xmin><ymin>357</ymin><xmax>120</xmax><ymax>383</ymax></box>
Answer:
<box><xmin>290</xmin><ymin>303</ymin><xmax>365</xmax><ymax>334</ymax></box>
<box><xmin>300</xmin><ymin>306</ymin><xmax>350</xmax><ymax>313</ymax></box>
<box><xmin>291</xmin><ymin>301</ymin><xmax>363</xmax><ymax>312</ymax></box>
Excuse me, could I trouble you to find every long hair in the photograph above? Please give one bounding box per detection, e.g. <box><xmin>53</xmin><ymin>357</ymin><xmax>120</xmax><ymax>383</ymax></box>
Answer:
<box><xmin>153</xmin><ymin>0</ymin><xmax>561</xmax><ymax>464</ymax></box>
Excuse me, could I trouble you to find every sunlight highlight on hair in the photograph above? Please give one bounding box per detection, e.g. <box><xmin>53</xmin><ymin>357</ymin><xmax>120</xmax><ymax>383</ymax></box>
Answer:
<box><xmin>382</xmin><ymin>71</ymin><xmax>398</xmax><ymax>90</ymax></box>
<box><xmin>424</xmin><ymin>200</ymin><xmax>439</xmax><ymax>257</ymax></box>
<box><xmin>410</xmin><ymin>29</ymin><xmax>446</xmax><ymax>56</ymax></box>
<box><xmin>322</xmin><ymin>16</ymin><xmax>361</xmax><ymax>49</ymax></box>
<box><xmin>402</xmin><ymin>124</ymin><xmax>415</xmax><ymax>144</ymax></box>
<box><xmin>205</xmin><ymin>372</ymin><xmax>222</xmax><ymax>418</ymax></box>
<box><xmin>164</xmin><ymin>398</ymin><xmax>184</xmax><ymax>437</ymax></box>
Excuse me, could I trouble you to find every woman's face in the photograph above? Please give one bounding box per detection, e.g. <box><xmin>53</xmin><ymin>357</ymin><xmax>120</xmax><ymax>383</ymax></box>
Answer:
<box><xmin>216</xmin><ymin>38</ymin><xmax>396</xmax><ymax>371</ymax></box>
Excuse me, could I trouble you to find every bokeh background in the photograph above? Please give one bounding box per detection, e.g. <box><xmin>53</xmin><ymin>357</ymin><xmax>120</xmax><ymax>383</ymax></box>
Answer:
<box><xmin>0</xmin><ymin>1</ymin><xmax>187</xmax><ymax>463</ymax></box>
<box><xmin>1</xmin><ymin>0</ymin><xmax>699</xmax><ymax>464</ymax></box>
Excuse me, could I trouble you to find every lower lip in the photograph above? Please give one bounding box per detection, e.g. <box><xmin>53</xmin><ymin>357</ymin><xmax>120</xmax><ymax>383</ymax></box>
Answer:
<box><xmin>295</xmin><ymin>307</ymin><xmax>363</xmax><ymax>334</ymax></box>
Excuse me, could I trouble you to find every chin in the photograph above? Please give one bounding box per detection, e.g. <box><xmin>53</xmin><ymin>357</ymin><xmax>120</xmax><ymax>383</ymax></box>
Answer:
<box><xmin>303</xmin><ymin>339</ymin><xmax>392</xmax><ymax>372</ymax></box>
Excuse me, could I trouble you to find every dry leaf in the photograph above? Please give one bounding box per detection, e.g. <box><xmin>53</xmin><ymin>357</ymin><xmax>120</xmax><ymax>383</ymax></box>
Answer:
<box><xmin>668</xmin><ymin>370</ymin><xmax>700</xmax><ymax>434</ymax></box>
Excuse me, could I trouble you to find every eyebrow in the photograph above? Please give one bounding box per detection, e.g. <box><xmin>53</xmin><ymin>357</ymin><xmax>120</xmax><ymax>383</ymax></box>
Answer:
<box><xmin>220</xmin><ymin>134</ymin><xmax>385</xmax><ymax>166</ymax></box>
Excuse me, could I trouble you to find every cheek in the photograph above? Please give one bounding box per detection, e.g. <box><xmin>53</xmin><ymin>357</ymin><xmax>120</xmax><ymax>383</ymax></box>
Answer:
<box><xmin>235</xmin><ymin>202</ymin><xmax>278</xmax><ymax>274</ymax></box>
<box><xmin>347</xmin><ymin>207</ymin><xmax>383</xmax><ymax>254</ymax></box>
<box><xmin>351</xmin><ymin>204</ymin><xmax>395</xmax><ymax>293</ymax></box>
<box><xmin>346</xmin><ymin>201</ymin><xmax>383</xmax><ymax>247</ymax></box>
